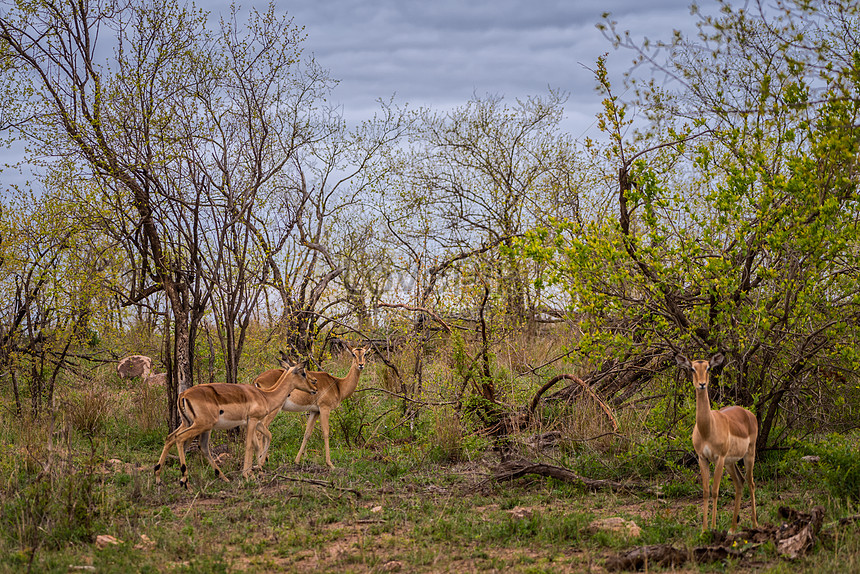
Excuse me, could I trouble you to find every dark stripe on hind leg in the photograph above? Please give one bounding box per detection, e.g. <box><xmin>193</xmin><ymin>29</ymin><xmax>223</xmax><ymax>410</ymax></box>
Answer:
<box><xmin>185</xmin><ymin>399</ymin><xmax>196</xmax><ymax>420</ymax></box>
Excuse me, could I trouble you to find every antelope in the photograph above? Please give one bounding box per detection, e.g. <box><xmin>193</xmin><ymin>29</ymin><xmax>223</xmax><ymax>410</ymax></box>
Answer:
<box><xmin>676</xmin><ymin>353</ymin><xmax>758</xmax><ymax>532</ymax></box>
<box><xmin>154</xmin><ymin>359</ymin><xmax>317</xmax><ymax>488</ymax></box>
<box><xmin>254</xmin><ymin>345</ymin><xmax>372</xmax><ymax>468</ymax></box>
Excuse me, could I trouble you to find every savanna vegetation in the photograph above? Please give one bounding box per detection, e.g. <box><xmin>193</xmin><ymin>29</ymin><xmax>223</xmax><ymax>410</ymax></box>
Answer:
<box><xmin>1</xmin><ymin>0</ymin><xmax>860</xmax><ymax>572</ymax></box>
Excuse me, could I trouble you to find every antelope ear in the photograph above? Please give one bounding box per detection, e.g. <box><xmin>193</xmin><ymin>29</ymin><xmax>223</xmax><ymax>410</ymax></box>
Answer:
<box><xmin>294</xmin><ymin>359</ymin><xmax>308</xmax><ymax>371</ymax></box>
<box><xmin>709</xmin><ymin>353</ymin><xmax>725</xmax><ymax>369</ymax></box>
<box><xmin>363</xmin><ymin>346</ymin><xmax>374</xmax><ymax>356</ymax></box>
<box><xmin>675</xmin><ymin>354</ymin><xmax>692</xmax><ymax>370</ymax></box>
<box><xmin>279</xmin><ymin>350</ymin><xmax>295</xmax><ymax>367</ymax></box>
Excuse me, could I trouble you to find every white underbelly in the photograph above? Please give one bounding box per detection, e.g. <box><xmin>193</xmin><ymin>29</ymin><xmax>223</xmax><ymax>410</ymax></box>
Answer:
<box><xmin>280</xmin><ymin>399</ymin><xmax>319</xmax><ymax>413</ymax></box>
<box><xmin>213</xmin><ymin>416</ymin><xmax>246</xmax><ymax>430</ymax></box>
<box><xmin>702</xmin><ymin>441</ymin><xmax>749</xmax><ymax>463</ymax></box>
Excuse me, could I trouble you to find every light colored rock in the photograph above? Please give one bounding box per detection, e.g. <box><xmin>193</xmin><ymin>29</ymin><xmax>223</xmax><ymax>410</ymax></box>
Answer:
<box><xmin>507</xmin><ymin>506</ymin><xmax>534</xmax><ymax>520</ymax></box>
<box><xmin>589</xmin><ymin>516</ymin><xmax>642</xmax><ymax>538</ymax></box>
<box><xmin>134</xmin><ymin>534</ymin><xmax>155</xmax><ymax>550</ymax></box>
<box><xmin>117</xmin><ymin>355</ymin><xmax>153</xmax><ymax>381</ymax></box>
<box><xmin>144</xmin><ymin>372</ymin><xmax>167</xmax><ymax>387</ymax></box>
<box><xmin>95</xmin><ymin>534</ymin><xmax>122</xmax><ymax>548</ymax></box>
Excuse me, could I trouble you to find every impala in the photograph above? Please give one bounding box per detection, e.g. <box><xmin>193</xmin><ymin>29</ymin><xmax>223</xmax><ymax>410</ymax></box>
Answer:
<box><xmin>154</xmin><ymin>359</ymin><xmax>317</xmax><ymax>488</ymax></box>
<box><xmin>676</xmin><ymin>353</ymin><xmax>758</xmax><ymax>532</ymax></box>
<box><xmin>254</xmin><ymin>345</ymin><xmax>372</xmax><ymax>468</ymax></box>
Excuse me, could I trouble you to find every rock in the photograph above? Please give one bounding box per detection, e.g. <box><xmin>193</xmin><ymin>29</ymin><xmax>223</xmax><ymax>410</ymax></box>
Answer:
<box><xmin>116</xmin><ymin>355</ymin><xmax>153</xmax><ymax>381</ymax></box>
<box><xmin>134</xmin><ymin>534</ymin><xmax>155</xmax><ymax>550</ymax></box>
<box><xmin>507</xmin><ymin>506</ymin><xmax>533</xmax><ymax>520</ymax></box>
<box><xmin>589</xmin><ymin>516</ymin><xmax>642</xmax><ymax>538</ymax></box>
<box><xmin>95</xmin><ymin>534</ymin><xmax>122</xmax><ymax>549</ymax></box>
<box><xmin>144</xmin><ymin>373</ymin><xmax>167</xmax><ymax>387</ymax></box>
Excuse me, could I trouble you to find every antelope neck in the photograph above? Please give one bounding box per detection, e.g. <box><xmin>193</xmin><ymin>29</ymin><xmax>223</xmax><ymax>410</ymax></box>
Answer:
<box><xmin>261</xmin><ymin>370</ymin><xmax>303</xmax><ymax>406</ymax></box>
<box><xmin>695</xmin><ymin>386</ymin><xmax>713</xmax><ymax>438</ymax></box>
<box><xmin>339</xmin><ymin>359</ymin><xmax>362</xmax><ymax>397</ymax></box>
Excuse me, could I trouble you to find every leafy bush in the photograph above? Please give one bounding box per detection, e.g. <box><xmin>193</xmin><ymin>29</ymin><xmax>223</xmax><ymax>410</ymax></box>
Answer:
<box><xmin>809</xmin><ymin>434</ymin><xmax>860</xmax><ymax>501</ymax></box>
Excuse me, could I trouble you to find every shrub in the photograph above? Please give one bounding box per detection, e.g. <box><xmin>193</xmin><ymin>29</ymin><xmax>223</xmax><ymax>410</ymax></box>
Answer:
<box><xmin>809</xmin><ymin>434</ymin><xmax>860</xmax><ymax>501</ymax></box>
<box><xmin>428</xmin><ymin>407</ymin><xmax>464</xmax><ymax>463</ymax></box>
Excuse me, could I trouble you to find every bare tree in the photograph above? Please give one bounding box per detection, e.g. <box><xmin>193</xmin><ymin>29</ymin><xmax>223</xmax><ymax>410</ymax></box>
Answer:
<box><xmin>0</xmin><ymin>0</ymin><xmax>335</xmax><ymax>425</ymax></box>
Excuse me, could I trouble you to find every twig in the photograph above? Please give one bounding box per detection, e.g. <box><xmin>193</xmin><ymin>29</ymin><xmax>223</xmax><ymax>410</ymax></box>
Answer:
<box><xmin>354</xmin><ymin>386</ymin><xmax>458</xmax><ymax>406</ymax></box>
<box><xmin>181</xmin><ymin>491</ymin><xmax>200</xmax><ymax>520</ymax></box>
<box><xmin>480</xmin><ymin>457</ymin><xmax>651</xmax><ymax>494</ymax></box>
<box><xmin>377</xmin><ymin>301</ymin><xmax>452</xmax><ymax>332</ymax></box>
<box><xmin>529</xmin><ymin>374</ymin><xmax>619</xmax><ymax>431</ymax></box>
<box><xmin>619</xmin><ymin>393</ymin><xmax>667</xmax><ymax>408</ymax></box>
<box><xmin>267</xmin><ymin>473</ymin><xmax>362</xmax><ymax>498</ymax></box>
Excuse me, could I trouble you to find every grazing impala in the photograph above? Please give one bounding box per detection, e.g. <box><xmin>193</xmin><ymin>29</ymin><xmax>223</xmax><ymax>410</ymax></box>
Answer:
<box><xmin>154</xmin><ymin>360</ymin><xmax>317</xmax><ymax>488</ymax></box>
<box><xmin>676</xmin><ymin>353</ymin><xmax>758</xmax><ymax>532</ymax></box>
<box><xmin>254</xmin><ymin>345</ymin><xmax>372</xmax><ymax>468</ymax></box>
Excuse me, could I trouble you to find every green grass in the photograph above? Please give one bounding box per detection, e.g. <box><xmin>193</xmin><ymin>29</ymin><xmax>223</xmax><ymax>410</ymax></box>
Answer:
<box><xmin>2</xmin><ymin>384</ymin><xmax>860</xmax><ymax>573</ymax></box>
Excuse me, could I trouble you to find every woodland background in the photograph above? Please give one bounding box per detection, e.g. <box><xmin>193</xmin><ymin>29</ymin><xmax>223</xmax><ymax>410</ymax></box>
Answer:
<box><xmin>1</xmin><ymin>1</ymin><xmax>860</xmax><ymax>572</ymax></box>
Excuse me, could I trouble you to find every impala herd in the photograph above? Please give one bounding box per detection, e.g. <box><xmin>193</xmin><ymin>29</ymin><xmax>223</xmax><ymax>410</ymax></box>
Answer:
<box><xmin>143</xmin><ymin>347</ymin><xmax>757</xmax><ymax>533</ymax></box>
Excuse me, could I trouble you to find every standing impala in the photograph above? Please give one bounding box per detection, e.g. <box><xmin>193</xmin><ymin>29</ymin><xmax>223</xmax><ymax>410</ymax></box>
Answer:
<box><xmin>676</xmin><ymin>353</ymin><xmax>758</xmax><ymax>532</ymax></box>
<box><xmin>154</xmin><ymin>360</ymin><xmax>317</xmax><ymax>488</ymax></box>
<box><xmin>254</xmin><ymin>345</ymin><xmax>372</xmax><ymax>468</ymax></box>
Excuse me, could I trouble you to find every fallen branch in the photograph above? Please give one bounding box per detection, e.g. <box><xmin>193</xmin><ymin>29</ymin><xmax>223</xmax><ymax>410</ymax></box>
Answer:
<box><xmin>354</xmin><ymin>386</ymin><xmax>458</xmax><ymax>406</ymax></box>
<box><xmin>482</xmin><ymin>457</ymin><xmax>647</xmax><ymax>493</ymax></box>
<box><xmin>834</xmin><ymin>513</ymin><xmax>860</xmax><ymax>527</ymax></box>
<box><xmin>377</xmin><ymin>301</ymin><xmax>452</xmax><ymax>332</ymax></box>
<box><xmin>527</xmin><ymin>430</ymin><xmax>627</xmax><ymax>449</ymax></box>
<box><xmin>605</xmin><ymin>505</ymin><xmax>825</xmax><ymax>571</ymax></box>
<box><xmin>605</xmin><ymin>545</ymin><xmax>689</xmax><ymax>571</ymax></box>
<box><xmin>267</xmin><ymin>473</ymin><xmax>362</xmax><ymax>499</ymax></box>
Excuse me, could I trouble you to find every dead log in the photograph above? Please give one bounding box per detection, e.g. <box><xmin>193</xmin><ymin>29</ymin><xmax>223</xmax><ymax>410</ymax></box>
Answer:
<box><xmin>485</xmin><ymin>457</ymin><xmax>646</xmax><ymax>493</ymax></box>
<box><xmin>605</xmin><ymin>545</ymin><xmax>688</xmax><ymax>571</ymax></box>
<box><xmin>711</xmin><ymin>505</ymin><xmax>824</xmax><ymax>558</ymax></box>
<box><xmin>605</xmin><ymin>505</ymin><xmax>825</xmax><ymax>571</ymax></box>
<box><xmin>774</xmin><ymin>505</ymin><xmax>824</xmax><ymax>558</ymax></box>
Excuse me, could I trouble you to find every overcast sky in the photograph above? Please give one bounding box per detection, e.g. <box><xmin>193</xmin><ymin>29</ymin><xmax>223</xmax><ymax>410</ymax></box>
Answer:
<box><xmin>271</xmin><ymin>0</ymin><xmax>710</xmax><ymax>140</ymax></box>
<box><xmin>1</xmin><ymin>1</ymin><xmax>715</xmax><ymax>186</ymax></box>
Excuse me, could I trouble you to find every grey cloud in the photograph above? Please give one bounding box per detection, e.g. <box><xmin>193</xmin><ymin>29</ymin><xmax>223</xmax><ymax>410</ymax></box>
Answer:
<box><xmin>229</xmin><ymin>1</ymin><xmax>710</xmax><ymax>136</ymax></box>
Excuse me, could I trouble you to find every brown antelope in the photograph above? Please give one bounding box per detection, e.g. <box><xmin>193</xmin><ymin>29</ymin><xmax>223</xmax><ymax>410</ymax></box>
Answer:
<box><xmin>154</xmin><ymin>360</ymin><xmax>317</xmax><ymax>488</ymax></box>
<box><xmin>254</xmin><ymin>345</ymin><xmax>372</xmax><ymax>468</ymax></box>
<box><xmin>676</xmin><ymin>353</ymin><xmax>758</xmax><ymax>532</ymax></box>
